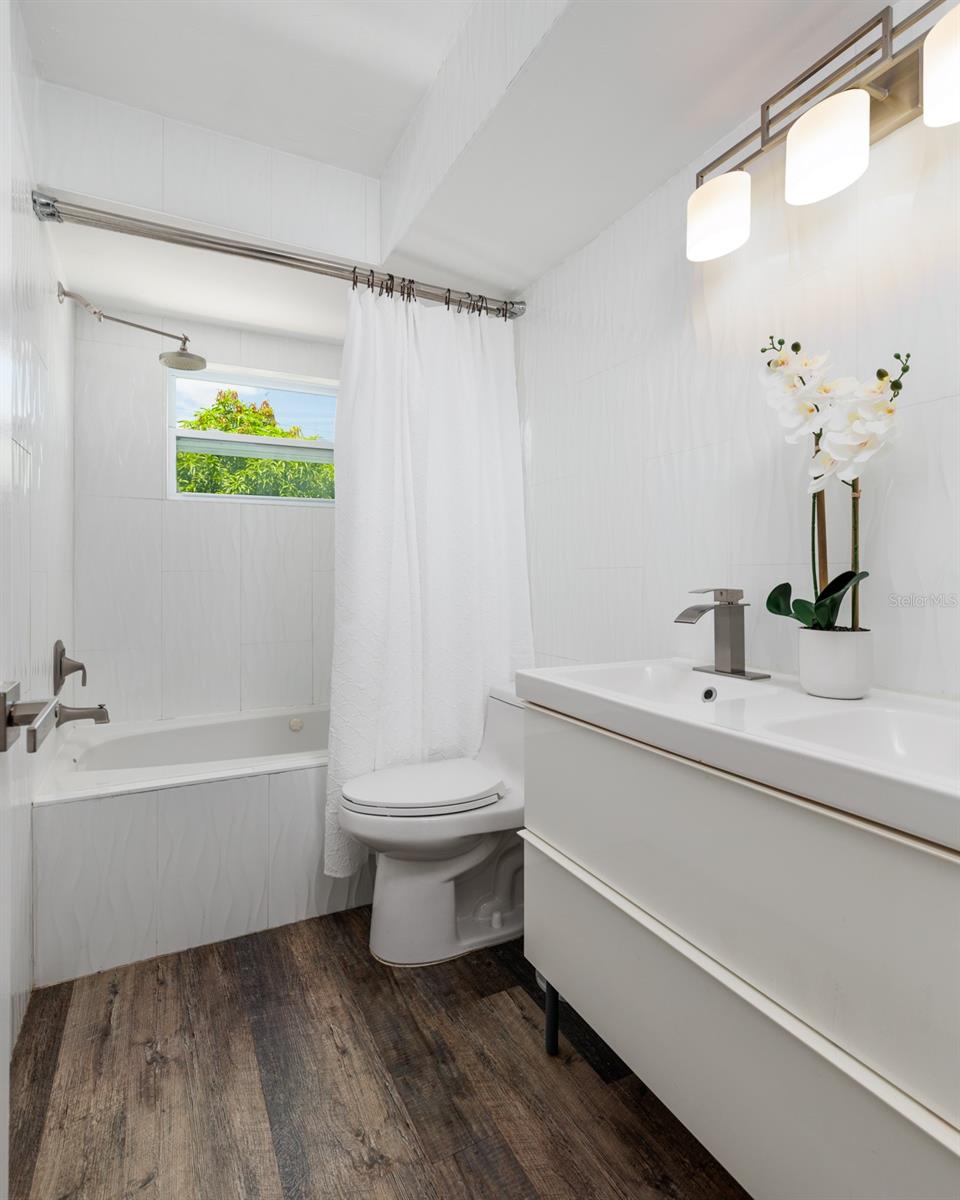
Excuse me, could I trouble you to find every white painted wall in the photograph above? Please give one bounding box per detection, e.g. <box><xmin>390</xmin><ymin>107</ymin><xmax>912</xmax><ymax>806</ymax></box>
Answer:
<box><xmin>37</xmin><ymin>82</ymin><xmax>381</xmax><ymax>265</ymax></box>
<box><xmin>380</xmin><ymin>0</ymin><xmax>568</xmax><ymax>257</ymax></box>
<box><xmin>73</xmin><ymin>312</ymin><xmax>343</xmax><ymax>722</ymax></box>
<box><xmin>516</xmin><ymin>114</ymin><xmax>960</xmax><ymax>698</ymax></box>
<box><xmin>1</xmin><ymin>0</ymin><xmax>75</xmax><ymax>1099</ymax></box>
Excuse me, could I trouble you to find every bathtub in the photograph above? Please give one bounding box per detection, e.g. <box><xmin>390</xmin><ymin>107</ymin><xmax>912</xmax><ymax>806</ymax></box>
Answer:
<box><xmin>33</xmin><ymin>706</ymin><xmax>372</xmax><ymax>987</ymax></box>
<box><xmin>38</xmin><ymin>705</ymin><xmax>330</xmax><ymax>801</ymax></box>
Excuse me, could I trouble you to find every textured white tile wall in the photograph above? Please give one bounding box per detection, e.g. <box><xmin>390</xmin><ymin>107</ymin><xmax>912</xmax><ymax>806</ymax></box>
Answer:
<box><xmin>73</xmin><ymin>316</ymin><xmax>342</xmax><ymax>720</ymax></box>
<box><xmin>516</xmin><ymin>116</ymin><xmax>960</xmax><ymax>697</ymax></box>
<box><xmin>34</xmin><ymin>790</ymin><xmax>159</xmax><ymax>986</ymax></box>
<box><xmin>33</xmin><ymin>767</ymin><xmax>373</xmax><ymax>985</ymax></box>
<box><xmin>157</xmin><ymin>776</ymin><xmax>270</xmax><ymax>954</ymax></box>
<box><xmin>267</xmin><ymin>767</ymin><xmax>373</xmax><ymax>927</ymax></box>
<box><xmin>1</xmin><ymin>4</ymin><xmax>76</xmax><ymax>1070</ymax></box>
<box><xmin>38</xmin><ymin>82</ymin><xmax>380</xmax><ymax>263</ymax></box>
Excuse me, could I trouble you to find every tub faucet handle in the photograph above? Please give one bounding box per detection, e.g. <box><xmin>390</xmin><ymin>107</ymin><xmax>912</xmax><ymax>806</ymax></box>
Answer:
<box><xmin>54</xmin><ymin>640</ymin><xmax>87</xmax><ymax>692</ymax></box>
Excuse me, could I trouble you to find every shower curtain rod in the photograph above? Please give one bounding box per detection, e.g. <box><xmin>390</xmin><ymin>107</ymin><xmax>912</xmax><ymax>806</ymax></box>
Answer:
<box><xmin>32</xmin><ymin>192</ymin><xmax>526</xmax><ymax>320</ymax></box>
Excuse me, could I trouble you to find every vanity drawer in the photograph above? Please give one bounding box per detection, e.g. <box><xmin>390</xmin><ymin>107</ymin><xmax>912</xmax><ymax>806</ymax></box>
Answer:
<box><xmin>524</xmin><ymin>705</ymin><xmax>960</xmax><ymax>1127</ymax></box>
<box><xmin>523</xmin><ymin>834</ymin><xmax>960</xmax><ymax>1200</ymax></box>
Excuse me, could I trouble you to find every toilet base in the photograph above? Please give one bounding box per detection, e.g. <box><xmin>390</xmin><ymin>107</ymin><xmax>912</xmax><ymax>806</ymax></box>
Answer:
<box><xmin>368</xmin><ymin>830</ymin><xmax>523</xmax><ymax>966</ymax></box>
<box><xmin>369</xmin><ymin>921</ymin><xmax>522</xmax><ymax>969</ymax></box>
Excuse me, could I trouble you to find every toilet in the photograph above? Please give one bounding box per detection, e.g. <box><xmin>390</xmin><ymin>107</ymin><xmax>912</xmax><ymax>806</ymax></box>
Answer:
<box><xmin>339</xmin><ymin>685</ymin><xmax>526</xmax><ymax>966</ymax></box>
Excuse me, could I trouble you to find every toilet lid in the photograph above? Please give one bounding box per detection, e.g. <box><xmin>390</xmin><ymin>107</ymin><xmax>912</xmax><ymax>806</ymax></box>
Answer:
<box><xmin>341</xmin><ymin>759</ymin><xmax>504</xmax><ymax>817</ymax></box>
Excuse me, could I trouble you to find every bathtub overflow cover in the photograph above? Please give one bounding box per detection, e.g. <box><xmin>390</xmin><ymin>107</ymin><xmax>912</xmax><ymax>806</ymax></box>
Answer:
<box><xmin>289</xmin><ymin>718</ymin><xmax>304</xmax><ymax>733</ymax></box>
<box><xmin>701</xmin><ymin>686</ymin><xmax>717</xmax><ymax>703</ymax></box>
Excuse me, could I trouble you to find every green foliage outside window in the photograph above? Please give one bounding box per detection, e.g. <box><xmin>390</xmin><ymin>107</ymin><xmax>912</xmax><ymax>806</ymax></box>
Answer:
<box><xmin>176</xmin><ymin>388</ymin><xmax>334</xmax><ymax>499</ymax></box>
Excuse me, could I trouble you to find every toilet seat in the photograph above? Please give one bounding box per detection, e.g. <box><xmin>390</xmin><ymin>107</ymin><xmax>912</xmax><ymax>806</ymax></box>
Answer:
<box><xmin>341</xmin><ymin>758</ymin><xmax>504</xmax><ymax>817</ymax></box>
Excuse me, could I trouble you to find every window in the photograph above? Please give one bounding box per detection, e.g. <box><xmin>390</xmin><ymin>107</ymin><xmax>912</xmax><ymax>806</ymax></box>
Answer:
<box><xmin>168</xmin><ymin>367</ymin><xmax>336</xmax><ymax>501</ymax></box>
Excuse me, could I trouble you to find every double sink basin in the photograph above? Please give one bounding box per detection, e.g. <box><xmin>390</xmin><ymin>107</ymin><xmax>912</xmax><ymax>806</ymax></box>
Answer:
<box><xmin>515</xmin><ymin>659</ymin><xmax>960</xmax><ymax>850</ymax></box>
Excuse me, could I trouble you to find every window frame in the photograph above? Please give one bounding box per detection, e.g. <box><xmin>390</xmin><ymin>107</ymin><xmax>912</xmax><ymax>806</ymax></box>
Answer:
<box><xmin>165</xmin><ymin>363</ymin><xmax>338</xmax><ymax>507</ymax></box>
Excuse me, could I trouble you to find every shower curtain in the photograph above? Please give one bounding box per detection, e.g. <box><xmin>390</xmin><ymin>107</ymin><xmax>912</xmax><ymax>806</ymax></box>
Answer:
<box><xmin>324</xmin><ymin>288</ymin><xmax>534</xmax><ymax>877</ymax></box>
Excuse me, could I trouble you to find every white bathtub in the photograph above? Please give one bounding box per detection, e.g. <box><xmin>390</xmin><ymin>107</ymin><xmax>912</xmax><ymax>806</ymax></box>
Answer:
<box><xmin>32</xmin><ymin>705</ymin><xmax>372</xmax><ymax>986</ymax></box>
<box><xmin>38</xmin><ymin>705</ymin><xmax>329</xmax><ymax>801</ymax></box>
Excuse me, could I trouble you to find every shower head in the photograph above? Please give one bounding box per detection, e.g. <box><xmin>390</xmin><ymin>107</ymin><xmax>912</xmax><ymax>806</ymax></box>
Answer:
<box><xmin>159</xmin><ymin>340</ymin><xmax>207</xmax><ymax>371</ymax></box>
<box><xmin>58</xmin><ymin>282</ymin><xmax>207</xmax><ymax>371</ymax></box>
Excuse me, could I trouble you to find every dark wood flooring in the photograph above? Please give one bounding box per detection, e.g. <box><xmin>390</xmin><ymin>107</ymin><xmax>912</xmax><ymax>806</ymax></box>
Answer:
<box><xmin>10</xmin><ymin>906</ymin><xmax>749</xmax><ymax>1199</ymax></box>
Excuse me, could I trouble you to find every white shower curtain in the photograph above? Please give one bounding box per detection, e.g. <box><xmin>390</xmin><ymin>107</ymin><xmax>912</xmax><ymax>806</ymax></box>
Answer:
<box><xmin>324</xmin><ymin>289</ymin><xmax>534</xmax><ymax>877</ymax></box>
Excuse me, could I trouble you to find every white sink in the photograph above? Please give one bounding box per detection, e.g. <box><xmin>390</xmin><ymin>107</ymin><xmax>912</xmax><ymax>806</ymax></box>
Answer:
<box><xmin>547</xmin><ymin>660</ymin><xmax>770</xmax><ymax>706</ymax></box>
<box><xmin>516</xmin><ymin>658</ymin><xmax>960</xmax><ymax>849</ymax></box>
<box><xmin>766</xmin><ymin>708</ymin><xmax>960</xmax><ymax>780</ymax></box>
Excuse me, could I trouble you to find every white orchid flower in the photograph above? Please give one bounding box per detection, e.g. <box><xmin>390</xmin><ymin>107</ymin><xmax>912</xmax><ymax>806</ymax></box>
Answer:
<box><xmin>794</xmin><ymin>351</ymin><xmax>829</xmax><ymax>377</ymax></box>
<box><xmin>807</xmin><ymin>446</ymin><xmax>843</xmax><ymax>493</ymax></box>
<box><xmin>781</xmin><ymin>394</ymin><xmax>827</xmax><ymax>441</ymax></box>
<box><xmin>762</xmin><ymin>350</ymin><xmax>797</xmax><ymax>377</ymax></box>
<box><xmin>760</xmin><ymin>349</ymin><xmax>828</xmax><ymax>395</ymax></box>
<box><xmin>851</xmin><ymin>378</ymin><xmax>898</xmax><ymax>436</ymax></box>
<box><xmin>821</xmin><ymin>427</ymin><xmax>895</xmax><ymax>481</ymax></box>
<box><xmin>777</xmin><ymin>374</ymin><xmax>856</xmax><ymax>443</ymax></box>
<box><xmin>809</xmin><ymin>375</ymin><xmax>859</xmax><ymax>404</ymax></box>
<box><xmin>765</xmin><ymin>372</ymin><xmax>812</xmax><ymax>413</ymax></box>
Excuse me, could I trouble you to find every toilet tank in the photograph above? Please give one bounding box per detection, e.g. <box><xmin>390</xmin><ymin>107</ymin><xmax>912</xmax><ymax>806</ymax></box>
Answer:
<box><xmin>477</xmin><ymin>684</ymin><xmax>526</xmax><ymax>796</ymax></box>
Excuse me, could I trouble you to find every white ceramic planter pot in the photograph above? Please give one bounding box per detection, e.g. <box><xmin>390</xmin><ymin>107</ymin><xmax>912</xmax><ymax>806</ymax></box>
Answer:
<box><xmin>797</xmin><ymin>628</ymin><xmax>873</xmax><ymax>700</ymax></box>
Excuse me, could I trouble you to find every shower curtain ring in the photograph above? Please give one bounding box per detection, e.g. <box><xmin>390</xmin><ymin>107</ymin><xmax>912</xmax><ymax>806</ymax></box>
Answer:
<box><xmin>444</xmin><ymin>288</ymin><xmax>451</xmax><ymax>310</ymax></box>
<box><xmin>409</xmin><ymin>279</ymin><xmax>417</xmax><ymax>304</ymax></box>
<box><xmin>367</xmin><ymin>269</ymin><xmax>375</xmax><ymax>291</ymax></box>
<box><xmin>457</xmin><ymin>293</ymin><xmax>466</xmax><ymax>313</ymax></box>
<box><xmin>477</xmin><ymin>296</ymin><xmax>488</xmax><ymax>317</ymax></box>
<box><xmin>351</xmin><ymin>266</ymin><xmax>358</xmax><ymax>290</ymax></box>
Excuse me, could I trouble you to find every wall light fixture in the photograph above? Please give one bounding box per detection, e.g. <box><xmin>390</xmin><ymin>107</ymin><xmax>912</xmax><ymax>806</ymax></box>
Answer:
<box><xmin>686</xmin><ymin>1</ymin><xmax>958</xmax><ymax>262</ymax></box>
<box><xmin>923</xmin><ymin>3</ymin><xmax>960</xmax><ymax>127</ymax></box>
<box><xmin>785</xmin><ymin>89</ymin><xmax>871</xmax><ymax>206</ymax></box>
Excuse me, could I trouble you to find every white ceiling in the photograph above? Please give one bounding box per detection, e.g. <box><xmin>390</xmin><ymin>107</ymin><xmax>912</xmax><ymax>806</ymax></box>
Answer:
<box><xmin>388</xmin><ymin>0</ymin><xmax>882</xmax><ymax>295</ymax></box>
<box><xmin>20</xmin><ymin>0</ymin><xmax>474</xmax><ymax>176</ymax></box>
<box><xmin>49</xmin><ymin>221</ymin><xmax>350</xmax><ymax>341</ymax></box>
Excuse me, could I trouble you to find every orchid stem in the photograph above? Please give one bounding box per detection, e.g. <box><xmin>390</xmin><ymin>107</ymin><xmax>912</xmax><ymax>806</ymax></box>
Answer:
<box><xmin>815</xmin><ymin>491</ymin><xmax>829</xmax><ymax>594</ymax></box>
<box><xmin>851</xmin><ymin>476</ymin><xmax>860</xmax><ymax>630</ymax></box>
<box><xmin>812</xmin><ymin>434</ymin><xmax>828</xmax><ymax>595</ymax></box>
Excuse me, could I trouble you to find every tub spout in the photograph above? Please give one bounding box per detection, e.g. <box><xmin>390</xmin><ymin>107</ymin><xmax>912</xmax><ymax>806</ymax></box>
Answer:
<box><xmin>56</xmin><ymin>703</ymin><xmax>110</xmax><ymax>727</ymax></box>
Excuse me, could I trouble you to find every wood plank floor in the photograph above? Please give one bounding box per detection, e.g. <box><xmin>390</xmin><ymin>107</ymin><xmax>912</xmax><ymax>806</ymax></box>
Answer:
<box><xmin>10</xmin><ymin>907</ymin><xmax>750</xmax><ymax>1200</ymax></box>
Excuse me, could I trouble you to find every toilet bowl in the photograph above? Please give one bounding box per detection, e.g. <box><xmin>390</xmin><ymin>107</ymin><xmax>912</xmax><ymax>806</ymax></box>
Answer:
<box><xmin>339</xmin><ymin>685</ymin><xmax>525</xmax><ymax>966</ymax></box>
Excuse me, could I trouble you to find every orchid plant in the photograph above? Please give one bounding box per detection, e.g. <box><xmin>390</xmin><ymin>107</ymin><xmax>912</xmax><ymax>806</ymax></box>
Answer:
<box><xmin>760</xmin><ymin>336</ymin><xmax>910</xmax><ymax>631</ymax></box>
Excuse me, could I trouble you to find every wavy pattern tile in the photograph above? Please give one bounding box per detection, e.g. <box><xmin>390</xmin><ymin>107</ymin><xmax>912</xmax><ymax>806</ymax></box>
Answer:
<box><xmin>2</xmin><ymin>7</ymin><xmax>78</xmax><ymax>1055</ymax></box>
<box><xmin>34</xmin><ymin>767</ymin><xmax>372</xmax><ymax>985</ymax></box>
<box><xmin>157</xmin><ymin>776</ymin><xmax>269</xmax><ymax>954</ymax></box>
<box><xmin>34</xmin><ymin>792</ymin><xmax>159</xmax><ymax>987</ymax></box>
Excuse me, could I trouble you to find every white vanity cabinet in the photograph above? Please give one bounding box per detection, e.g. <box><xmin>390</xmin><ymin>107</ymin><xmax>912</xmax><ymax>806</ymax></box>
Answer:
<box><xmin>521</xmin><ymin>704</ymin><xmax>960</xmax><ymax>1200</ymax></box>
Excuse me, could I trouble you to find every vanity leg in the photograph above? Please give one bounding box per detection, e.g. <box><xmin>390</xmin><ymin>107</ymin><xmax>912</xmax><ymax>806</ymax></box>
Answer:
<box><xmin>544</xmin><ymin>981</ymin><xmax>560</xmax><ymax>1056</ymax></box>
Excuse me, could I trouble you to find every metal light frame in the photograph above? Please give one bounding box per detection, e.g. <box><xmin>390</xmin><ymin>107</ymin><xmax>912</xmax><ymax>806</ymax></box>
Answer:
<box><xmin>694</xmin><ymin>0</ymin><xmax>951</xmax><ymax>190</ymax></box>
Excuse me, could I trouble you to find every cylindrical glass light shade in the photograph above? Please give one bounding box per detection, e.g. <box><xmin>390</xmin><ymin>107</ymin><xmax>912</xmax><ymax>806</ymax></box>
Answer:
<box><xmin>686</xmin><ymin>171</ymin><xmax>751</xmax><ymax>262</ymax></box>
<box><xmin>923</xmin><ymin>4</ymin><xmax>960</xmax><ymax>128</ymax></box>
<box><xmin>785</xmin><ymin>89</ymin><xmax>870</xmax><ymax>205</ymax></box>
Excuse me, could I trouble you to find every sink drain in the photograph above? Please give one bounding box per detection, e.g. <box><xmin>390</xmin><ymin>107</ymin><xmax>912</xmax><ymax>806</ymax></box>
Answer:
<box><xmin>701</xmin><ymin>686</ymin><xmax>717</xmax><ymax>702</ymax></box>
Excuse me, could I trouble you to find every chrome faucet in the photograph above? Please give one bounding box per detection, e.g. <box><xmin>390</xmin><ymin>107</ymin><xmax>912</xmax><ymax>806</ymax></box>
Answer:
<box><xmin>56</xmin><ymin>703</ymin><xmax>110</xmax><ymax>728</ymax></box>
<box><xmin>674</xmin><ymin>589</ymin><xmax>770</xmax><ymax>680</ymax></box>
